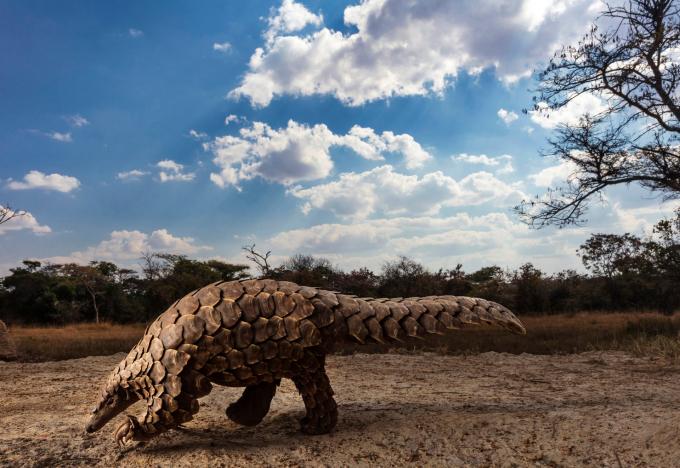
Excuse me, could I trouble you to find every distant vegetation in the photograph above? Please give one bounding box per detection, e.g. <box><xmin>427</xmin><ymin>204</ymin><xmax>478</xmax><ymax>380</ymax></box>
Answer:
<box><xmin>1</xmin><ymin>209</ymin><xmax>679</xmax><ymax>325</ymax></box>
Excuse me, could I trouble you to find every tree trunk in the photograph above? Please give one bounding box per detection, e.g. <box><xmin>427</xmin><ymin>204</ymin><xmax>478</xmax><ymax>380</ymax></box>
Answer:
<box><xmin>88</xmin><ymin>289</ymin><xmax>99</xmax><ymax>324</ymax></box>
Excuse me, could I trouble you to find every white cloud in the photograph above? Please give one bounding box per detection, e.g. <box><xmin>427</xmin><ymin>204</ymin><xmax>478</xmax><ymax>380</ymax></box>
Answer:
<box><xmin>267</xmin><ymin>211</ymin><xmax>585</xmax><ymax>273</ymax></box>
<box><xmin>7</xmin><ymin>170</ymin><xmax>80</xmax><ymax>193</ymax></box>
<box><xmin>45</xmin><ymin>229</ymin><xmax>211</xmax><ymax>265</ymax></box>
<box><xmin>207</xmin><ymin>121</ymin><xmax>334</xmax><ymax>188</ymax></box>
<box><xmin>530</xmin><ymin>93</ymin><xmax>607</xmax><ymax>129</ymax></box>
<box><xmin>340</xmin><ymin>126</ymin><xmax>432</xmax><ymax>169</ymax></box>
<box><xmin>205</xmin><ymin>120</ymin><xmax>431</xmax><ymax>189</ymax></box>
<box><xmin>264</xmin><ymin>0</ymin><xmax>323</xmax><ymax>43</ymax></box>
<box><xmin>455</xmin><ymin>153</ymin><xmax>506</xmax><ymax>166</ymax></box>
<box><xmin>380</xmin><ymin>131</ymin><xmax>432</xmax><ymax>170</ymax></box>
<box><xmin>497</xmin><ymin>108</ymin><xmax>519</xmax><ymax>125</ymax></box>
<box><xmin>225</xmin><ymin>114</ymin><xmax>245</xmax><ymax>125</ymax></box>
<box><xmin>454</xmin><ymin>153</ymin><xmax>515</xmax><ymax>175</ymax></box>
<box><xmin>611</xmin><ymin>201</ymin><xmax>680</xmax><ymax>233</ymax></box>
<box><xmin>271</xmin><ymin>221</ymin><xmax>401</xmax><ymax>253</ymax></box>
<box><xmin>213</xmin><ymin>42</ymin><xmax>232</xmax><ymax>53</ymax></box>
<box><xmin>288</xmin><ymin>165</ymin><xmax>525</xmax><ymax>220</ymax></box>
<box><xmin>496</xmin><ymin>160</ymin><xmax>515</xmax><ymax>175</ymax></box>
<box><xmin>47</xmin><ymin>131</ymin><xmax>72</xmax><ymax>142</ymax></box>
<box><xmin>147</xmin><ymin>229</ymin><xmax>209</xmax><ymax>253</ymax></box>
<box><xmin>528</xmin><ymin>160</ymin><xmax>578</xmax><ymax>187</ymax></box>
<box><xmin>116</xmin><ymin>169</ymin><xmax>149</xmax><ymax>181</ymax></box>
<box><xmin>0</xmin><ymin>207</ymin><xmax>51</xmax><ymax>236</ymax></box>
<box><xmin>156</xmin><ymin>160</ymin><xmax>195</xmax><ymax>182</ymax></box>
<box><xmin>65</xmin><ymin>114</ymin><xmax>89</xmax><ymax>127</ymax></box>
<box><xmin>129</xmin><ymin>28</ymin><xmax>144</xmax><ymax>38</ymax></box>
<box><xmin>231</xmin><ymin>0</ymin><xmax>600</xmax><ymax>107</ymax></box>
<box><xmin>189</xmin><ymin>129</ymin><xmax>208</xmax><ymax>140</ymax></box>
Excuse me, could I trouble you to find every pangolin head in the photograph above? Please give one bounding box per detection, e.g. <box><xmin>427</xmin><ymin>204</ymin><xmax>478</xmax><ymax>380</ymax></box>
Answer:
<box><xmin>86</xmin><ymin>373</ymin><xmax>138</xmax><ymax>433</ymax></box>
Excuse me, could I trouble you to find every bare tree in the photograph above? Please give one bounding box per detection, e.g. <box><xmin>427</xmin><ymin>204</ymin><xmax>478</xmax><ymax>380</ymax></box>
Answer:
<box><xmin>139</xmin><ymin>251</ymin><xmax>177</xmax><ymax>281</ymax></box>
<box><xmin>242</xmin><ymin>244</ymin><xmax>272</xmax><ymax>277</ymax></box>
<box><xmin>61</xmin><ymin>263</ymin><xmax>107</xmax><ymax>324</ymax></box>
<box><xmin>0</xmin><ymin>204</ymin><xmax>25</xmax><ymax>226</ymax></box>
<box><xmin>517</xmin><ymin>0</ymin><xmax>680</xmax><ymax>227</ymax></box>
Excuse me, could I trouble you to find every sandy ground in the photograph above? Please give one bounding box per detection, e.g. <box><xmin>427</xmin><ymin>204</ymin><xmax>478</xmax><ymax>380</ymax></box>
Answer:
<box><xmin>1</xmin><ymin>352</ymin><xmax>679</xmax><ymax>467</ymax></box>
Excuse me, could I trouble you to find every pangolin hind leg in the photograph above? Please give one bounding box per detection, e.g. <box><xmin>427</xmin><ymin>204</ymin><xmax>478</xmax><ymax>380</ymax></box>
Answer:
<box><xmin>290</xmin><ymin>349</ymin><xmax>338</xmax><ymax>435</ymax></box>
<box><xmin>226</xmin><ymin>380</ymin><xmax>280</xmax><ymax>426</ymax></box>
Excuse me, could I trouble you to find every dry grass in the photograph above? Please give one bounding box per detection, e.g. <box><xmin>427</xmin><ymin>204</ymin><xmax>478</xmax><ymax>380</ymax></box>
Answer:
<box><xmin>10</xmin><ymin>322</ymin><xmax>146</xmax><ymax>362</ymax></box>
<box><xmin>5</xmin><ymin>312</ymin><xmax>680</xmax><ymax>362</ymax></box>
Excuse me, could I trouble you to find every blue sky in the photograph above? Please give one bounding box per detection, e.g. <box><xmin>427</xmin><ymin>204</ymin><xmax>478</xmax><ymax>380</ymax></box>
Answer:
<box><xmin>1</xmin><ymin>0</ymin><xmax>675</xmax><ymax>275</ymax></box>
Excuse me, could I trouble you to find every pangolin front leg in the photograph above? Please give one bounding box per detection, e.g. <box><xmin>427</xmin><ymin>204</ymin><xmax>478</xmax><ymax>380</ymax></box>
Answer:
<box><xmin>290</xmin><ymin>349</ymin><xmax>337</xmax><ymax>435</ymax></box>
<box><xmin>226</xmin><ymin>380</ymin><xmax>280</xmax><ymax>426</ymax></box>
<box><xmin>114</xmin><ymin>370</ymin><xmax>207</xmax><ymax>446</ymax></box>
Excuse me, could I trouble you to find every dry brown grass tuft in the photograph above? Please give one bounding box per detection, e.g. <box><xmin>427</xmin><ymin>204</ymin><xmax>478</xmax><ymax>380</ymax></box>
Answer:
<box><xmin>624</xmin><ymin>335</ymin><xmax>680</xmax><ymax>361</ymax></box>
<box><xmin>4</xmin><ymin>312</ymin><xmax>680</xmax><ymax>362</ymax></box>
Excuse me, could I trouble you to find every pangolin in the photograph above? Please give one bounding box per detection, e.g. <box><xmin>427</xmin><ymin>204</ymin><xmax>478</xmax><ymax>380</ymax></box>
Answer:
<box><xmin>85</xmin><ymin>279</ymin><xmax>525</xmax><ymax>446</ymax></box>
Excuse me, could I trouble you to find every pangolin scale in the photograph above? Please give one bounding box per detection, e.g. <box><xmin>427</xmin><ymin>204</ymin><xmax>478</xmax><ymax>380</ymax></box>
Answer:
<box><xmin>85</xmin><ymin>279</ymin><xmax>526</xmax><ymax>446</ymax></box>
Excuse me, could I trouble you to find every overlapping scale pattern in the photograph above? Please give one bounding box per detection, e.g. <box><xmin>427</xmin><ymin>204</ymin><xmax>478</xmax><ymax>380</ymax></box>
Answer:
<box><xmin>91</xmin><ymin>279</ymin><xmax>525</xmax><ymax>444</ymax></box>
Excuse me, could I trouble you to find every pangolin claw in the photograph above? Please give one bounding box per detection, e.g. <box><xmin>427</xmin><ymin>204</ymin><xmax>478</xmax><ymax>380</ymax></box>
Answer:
<box><xmin>114</xmin><ymin>416</ymin><xmax>136</xmax><ymax>448</ymax></box>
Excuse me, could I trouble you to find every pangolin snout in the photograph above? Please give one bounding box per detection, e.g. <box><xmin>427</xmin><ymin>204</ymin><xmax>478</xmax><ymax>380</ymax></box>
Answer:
<box><xmin>85</xmin><ymin>414</ymin><xmax>104</xmax><ymax>433</ymax></box>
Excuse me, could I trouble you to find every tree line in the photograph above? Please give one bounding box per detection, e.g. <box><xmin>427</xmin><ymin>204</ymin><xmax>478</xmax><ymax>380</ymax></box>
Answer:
<box><xmin>1</xmin><ymin>209</ymin><xmax>678</xmax><ymax>325</ymax></box>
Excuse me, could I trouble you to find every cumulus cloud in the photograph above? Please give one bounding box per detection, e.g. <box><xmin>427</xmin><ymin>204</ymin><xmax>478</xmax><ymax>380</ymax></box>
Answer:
<box><xmin>65</xmin><ymin>114</ymin><xmax>89</xmax><ymax>127</ymax></box>
<box><xmin>454</xmin><ymin>153</ymin><xmax>515</xmax><ymax>175</ymax></box>
<box><xmin>497</xmin><ymin>108</ymin><xmax>519</xmax><ymax>125</ymax></box>
<box><xmin>204</xmin><ymin>120</ymin><xmax>431</xmax><ymax>189</ymax></box>
<box><xmin>213</xmin><ymin>42</ymin><xmax>232</xmax><ymax>53</ymax></box>
<box><xmin>46</xmin><ymin>229</ymin><xmax>211</xmax><ymax>265</ymax></box>
<box><xmin>129</xmin><ymin>28</ymin><xmax>144</xmax><ymax>38</ymax></box>
<box><xmin>267</xmin><ymin>194</ymin><xmax>680</xmax><ymax>274</ymax></box>
<box><xmin>7</xmin><ymin>170</ymin><xmax>80</xmax><ymax>193</ymax></box>
<box><xmin>288</xmin><ymin>165</ymin><xmax>525</xmax><ymax>220</ymax></box>
<box><xmin>270</xmin><ymin>221</ymin><xmax>402</xmax><ymax>253</ymax></box>
<box><xmin>157</xmin><ymin>160</ymin><xmax>195</xmax><ymax>182</ymax></box>
<box><xmin>231</xmin><ymin>0</ymin><xmax>601</xmax><ymax>107</ymax></box>
<box><xmin>530</xmin><ymin>93</ymin><xmax>607</xmax><ymax>129</ymax></box>
<box><xmin>116</xmin><ymin>169</ymin><xmax>149</xmax><ymax>181</ymax></box>
<box><xmin>611</xmin><ymin>201</ymin><xmax>680</xmax><ymax>233</ymax></box>
<box><xmin>528</xmin><ymin>160</ymin><xmax>578</xmax><ymax>187</ymax></box>
<box><xmin>341</xmin><ymin>126</ymin><xmax>432</xmax><ymax>169</ymax></box>
<box><xmin>264</xmin><ymin>0</ymin><xmax>323</xmax><ymax>43</ymax></box>
<box><xmin>0</xmin><ymin>207</ymin><xmax>51</xmax><ymax>236</ymax></box>
<box><xmin>267</xmin><ymin>211</ymin><xmax>586</xmax><ymax>272</ymax></box>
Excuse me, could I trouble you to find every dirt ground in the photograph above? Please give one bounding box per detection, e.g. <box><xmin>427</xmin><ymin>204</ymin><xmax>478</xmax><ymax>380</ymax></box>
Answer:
<box><xmin>1</xmin><ymin>352</ymin><xmax>679</xmax><ymax>467</ymax></box>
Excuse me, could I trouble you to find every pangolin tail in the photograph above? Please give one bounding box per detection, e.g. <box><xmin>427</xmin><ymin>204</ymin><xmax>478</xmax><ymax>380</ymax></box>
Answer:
<box><xmin>331</xmin><ymin>294</ymin><xmax>525</xmax><ymax>345</ymax></box>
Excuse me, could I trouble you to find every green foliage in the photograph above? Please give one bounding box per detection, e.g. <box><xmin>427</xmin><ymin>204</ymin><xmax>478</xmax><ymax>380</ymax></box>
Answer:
<box><xmin>0</xmin><ymin>256</ymin><xmax>250</xmax><ymax>324</ymax></box>
<box><xmin>273</xmin><ymin>254</ymin><xmax>339</xmax><ymax>288</ymax></box>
